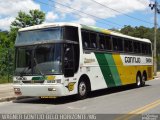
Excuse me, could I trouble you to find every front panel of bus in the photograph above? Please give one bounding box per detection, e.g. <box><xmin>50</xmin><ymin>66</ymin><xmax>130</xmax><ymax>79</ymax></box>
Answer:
<box><xmin>13</xmin><ymin>26</ymin><xmax>80</xmax><ymax>97</ymax></box>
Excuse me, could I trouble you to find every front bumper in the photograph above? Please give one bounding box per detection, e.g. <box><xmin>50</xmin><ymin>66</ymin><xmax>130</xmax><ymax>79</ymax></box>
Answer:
<box><xmin>13</xmin><ymin>84</ymin><xmax>66</xmax><ymax>97</ymax></box>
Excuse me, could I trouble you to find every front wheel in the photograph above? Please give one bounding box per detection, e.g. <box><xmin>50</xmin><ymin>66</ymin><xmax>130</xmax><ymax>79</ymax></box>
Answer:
<box><xmin>77</xmin><ymin>80</ymin><xmax>88</xmax><ymax>100</ymax></box>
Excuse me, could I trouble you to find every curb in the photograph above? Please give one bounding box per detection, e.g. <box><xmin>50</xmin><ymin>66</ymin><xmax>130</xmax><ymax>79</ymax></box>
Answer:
<box><xmin>0</xmin><ymin>96</ymin><xmax>17</xmax><ymax>102</ymax></box>
<box><xmin>154</xmin><ymin>76</ymin><xmax>160</xmax><ymax>79</ymax></box>
<box><xmin>0</xmin><ymin>96</ymin><xmax>30</xmax><ymax>103</ymax></box>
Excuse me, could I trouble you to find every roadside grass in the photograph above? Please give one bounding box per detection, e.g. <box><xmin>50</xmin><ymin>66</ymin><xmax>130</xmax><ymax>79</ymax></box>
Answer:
<box><xmin>0</xmin><ymin>76</ymin><xmax>12</xmax><ymax>84</ymax></box>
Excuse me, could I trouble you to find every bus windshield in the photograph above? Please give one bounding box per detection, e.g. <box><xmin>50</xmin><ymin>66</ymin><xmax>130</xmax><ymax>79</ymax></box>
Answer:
<box><xmin>15</xmin><ymin>27</ymin><xmax>62</xmax><ymax>46</ymax></box>
<box><xmin>15</xmin><ymin>44</ymin><xmax>63</xmax><ymax>76</ymax></box>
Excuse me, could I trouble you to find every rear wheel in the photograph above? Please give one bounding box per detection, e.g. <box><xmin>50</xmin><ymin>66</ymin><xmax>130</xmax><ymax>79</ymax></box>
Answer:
<box><xmin>141</xmin><ymin>74</ymin><xmax>147</xmax><ymax>87</ymax></box>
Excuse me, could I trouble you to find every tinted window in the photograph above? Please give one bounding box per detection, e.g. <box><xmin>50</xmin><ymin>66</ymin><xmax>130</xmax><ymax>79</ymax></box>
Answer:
<box><xmin>82</xmin><ymin>31</ymin><xmax>90</xmax><ymax>48</ymax></box>
<box><xmin>124</xmin><ymin>39</ymin><xmax>133</xmax><ymax>52</ymax></box>
<box><xmin>113</xmin><ymin>37</ymin><xmax>123</xmax><ymax>51</ymax></box>
<box><xmin>99</xmin><ymin>34</ymin><xmax>106</xmax><ymax>50</ymax></box>
<box><xmin>16</xmin><ymin>28</ymin><xmax>62</xmax><ymax>46</ymax></box>
<box><xmin>63</xmin><ymin>26</ymin><xmax>79</xmax><ymax>42</ymax></box>
<box><xmin>147</xmin><ymin>43</ymin><xmax>152</xmax><ymax>55</ymax></box>
<box><xmin>142</xmin><ymin>43</ymin><xmax>147</xmax><ymax>54</ymax></box>
<box><xmin>133</xmin><ymin>41</ymin><xmax>141</xmax><ymax>53</ymax></box>
<box><xmin>105</xmin><ymin>36</ymin><xmax>112</xmax><ymax>50</ymax></box>
<box><xmin>90</xmin><ymin>32</ymin><xmax>97</xmax><ymax>49</ymax></box>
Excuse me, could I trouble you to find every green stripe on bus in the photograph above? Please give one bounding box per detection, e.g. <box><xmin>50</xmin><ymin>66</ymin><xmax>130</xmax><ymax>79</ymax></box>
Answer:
<box><xmin>104</xmin><ymin>54</ymin><xmax>121</xmax><ymax>86</ymax></box>
<box><xmin>95</xmin><ymin>53</ymin><xmax>116</xmax><ymax>87</ymax></box>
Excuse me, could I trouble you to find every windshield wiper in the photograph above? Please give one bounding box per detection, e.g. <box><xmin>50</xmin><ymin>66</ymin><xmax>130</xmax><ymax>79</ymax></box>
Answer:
<box><xmin>33</xmin><ymin>58</ymin><xmax>45</xmax><ymax>77</ymax></box>
<box><xmin>19</xmin><ymin>65</ymin><xmax>31</xmax><ymax>77</ymax></box>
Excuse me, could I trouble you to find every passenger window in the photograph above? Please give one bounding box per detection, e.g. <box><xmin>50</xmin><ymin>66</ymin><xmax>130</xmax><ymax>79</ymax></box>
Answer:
<box><xmin>99</xmin><ymin>34</ymin><xmax>106</xmax><ymax>50</ymax></box>
<box><xmin>124</xmin><ymin>39</ymin><xmax>133</xmax><ymax>52</ymax></box>
<box><xmin>133</xmin><ymin>42</ymin><xmax>141</xmax><ymax>53</ymax></box>
<box><xmin>113</xmin><ymin>37</ymin><xmax>123</xmax><ymax>51</ymax></box>
<box><xmin>105</xmin><ymin>36</ymin><xmax>112</xmax><ymax>50</ymax></box>
<box><xmin>82</xmin><ymin>31</ymin><xmax>90</xmax><ymax>48</ymax></box>
<box><xmin>90</xmin><ymin>32</ymin><xmax>97</xmax><ymax>49</ymax></box>
<box><xmin>147</xmin><ymin>44</ymin><xmax>152</xmax><ymax>55</ymax></box>
<box><xmin>142</xmin><ymin>43</ymin><xmax>147</xmax><ymax>54</ymax></box>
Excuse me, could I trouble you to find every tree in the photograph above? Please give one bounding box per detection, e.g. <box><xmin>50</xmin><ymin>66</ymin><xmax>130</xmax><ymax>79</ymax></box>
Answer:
<box><xmin>0</xmin><ymin>9</ymin><xmax>46</xmax><ymax>83</ymax></box>
<box><xmin>11</xmin><ymin>9</ymin><xmax>45</xmax><ymax>29</ymax></box>
<box><xmin>10</xmin><ymin>9</ymin><xmax>45</xmax><ymax>43</ymax></box>
<box><xmin>0</xmin><ymin>31</ymin><xmax>13</xmax><ymax>81</ymax></box>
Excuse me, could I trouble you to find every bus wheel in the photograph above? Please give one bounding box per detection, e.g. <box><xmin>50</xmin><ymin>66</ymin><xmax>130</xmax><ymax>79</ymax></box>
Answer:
<box><xmin>77</xmin><ymin>80</ymin><xmax>88</xmax><ymax>99</ymax></box>
<box><xmin>141</xmin><ymin>73</ymin><xmax>147</xmax><ymax>87</ymax></box>
<box><xmin>136</xmin><ymin>74</ymin><xmax>142</xmax><ymax>87</ymax></box>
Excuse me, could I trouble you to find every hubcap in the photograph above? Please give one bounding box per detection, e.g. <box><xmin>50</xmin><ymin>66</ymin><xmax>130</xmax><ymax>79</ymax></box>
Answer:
<box><xmin>79</xmin><ymin>82</ymin><xmax>86</xmax><ymax>96</ymax></box>
<box><xmin>137</xmin><ymin>76</ymin><xmax>141</xmax><ymax>86</ymax></box>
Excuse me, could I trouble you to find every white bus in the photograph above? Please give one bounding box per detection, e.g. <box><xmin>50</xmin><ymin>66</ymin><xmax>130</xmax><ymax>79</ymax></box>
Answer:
<box><xmin>13</xmin><ymin>22</ymin><xmax>153</xmax><ymax>99</ymax></box>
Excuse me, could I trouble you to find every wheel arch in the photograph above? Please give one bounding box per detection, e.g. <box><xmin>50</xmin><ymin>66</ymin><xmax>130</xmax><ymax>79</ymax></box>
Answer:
<box><xmin>143</xmin><ymin>70</ymin><xmax>147</xmax><ymax>81</ymax></box>
<box><xmin>137</xmin><ymin>71</ymin><xmax>141</xmax><ymax>78</ymax></box>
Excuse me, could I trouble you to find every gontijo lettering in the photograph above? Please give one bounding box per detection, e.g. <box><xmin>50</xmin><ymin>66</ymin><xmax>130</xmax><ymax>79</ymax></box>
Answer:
<box><xmin>125</xmin><ymin>57</ymin><xmax>141</xmax><ymax>63</ymax></box>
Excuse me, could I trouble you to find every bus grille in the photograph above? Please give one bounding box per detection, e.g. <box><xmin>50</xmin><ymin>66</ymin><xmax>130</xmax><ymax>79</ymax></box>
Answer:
<box><xmin>22</xmin><ymin>80</ymin><xmax>44</xmax><ymax>84</ymax></box>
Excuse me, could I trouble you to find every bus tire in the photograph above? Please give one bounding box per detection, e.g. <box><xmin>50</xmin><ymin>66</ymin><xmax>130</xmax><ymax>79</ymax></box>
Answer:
<box><xmin>142</xmin><ymin>72</ymin><xmax>147</xmax><ymax>87</ymax></box>
<box><xmin>77</xmin><ymin>80</ymin><xmax>88</xmax><ymax>100</ymax></box>
<box><xmin>136</xmin><ymin>72</ymin><xmax>142</xmax><ymax>87</ymax></box>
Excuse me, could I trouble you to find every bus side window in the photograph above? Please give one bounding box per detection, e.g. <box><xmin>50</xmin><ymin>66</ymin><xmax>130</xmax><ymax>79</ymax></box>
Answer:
<box><xmin>105</xmin><ymin>35</ymin><xmax>112</xmax><ymax>51</ymax></box>
<box><xmin>142</xmin><ymin>43</ymin><xmax>149</xmax><ymax>55</ymax></box>
<box><xmin>147</xmin><ymin>43</ymin><xmax>152</xmax><ymax>55</ymax></box>
<box><xmin>133</xmin><ymin>42</ymin><xmax>137</xmax><ymax>53</ymax></box>
<box><xmin>138</xmin><ymin>42</ymin><xmax>141</xmax><ymax>53</ymax></box>
<box><xmin>90</xmin><ymin>32</ymin><xmax>97</xmax><ymax>49</ymax></box>
<box><xmin>134</xmin><ymin>42</ymin><xmax>142</xmax><ymax>54</ymax></box>
<box><xmin>99</xmin><ymin>34</ymin><xmax>106</xmax><ymax>50</ymax></box>
<box><xmin>124</xmin><ymin>39</ymin><xmax>133</xmax><ymax>52</ymax></box>
<box><xmin>82</xmin><ymin>31</ymin><xmax>90</xmax><ymax>49</ymax></box>
<box><xmin>113</xmin><ymin>37</ymin><xmax>123</xmax><ymax>51</ymax></box>
<box><xmin>113</xmin><ymin>37</ymin><xmax>118</xmax><ymax>51</ymax></box>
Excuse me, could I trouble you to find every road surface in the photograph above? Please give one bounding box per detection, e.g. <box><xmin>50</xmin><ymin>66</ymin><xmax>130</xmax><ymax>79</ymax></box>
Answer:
<box><xmin>0</xmin><ymin>78</ymin><xmax>160</xmax><ymax>120</ymax></box>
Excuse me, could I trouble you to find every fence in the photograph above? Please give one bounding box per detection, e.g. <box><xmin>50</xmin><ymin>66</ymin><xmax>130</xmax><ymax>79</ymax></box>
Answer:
<box><xmin>0</xmin><ymin>48</ymin><xmax>14</xmax><ymax>83</ymax></box>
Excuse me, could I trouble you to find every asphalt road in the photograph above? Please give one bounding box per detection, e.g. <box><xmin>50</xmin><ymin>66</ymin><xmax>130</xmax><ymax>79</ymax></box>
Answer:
<box><xmin>0</xmin><ymin>79</ymin><xmax>160</xmax><ymax>119</ymax></box>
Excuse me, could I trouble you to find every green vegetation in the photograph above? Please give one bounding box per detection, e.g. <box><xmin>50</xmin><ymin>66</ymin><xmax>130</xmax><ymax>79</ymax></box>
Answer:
<box><xmin>0</xmin><ymin>9</ymin><xmax>160</xmax><ymax>83</ymax></box>
<box><xmin>0</xmin><ymin>9</ymin><xmax>45</xmax><ymax>83</ymax></box>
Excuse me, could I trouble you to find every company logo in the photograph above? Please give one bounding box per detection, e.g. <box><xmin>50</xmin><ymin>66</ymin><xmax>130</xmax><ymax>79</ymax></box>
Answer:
<box><xmin>84</xmin><ymin>58</ymin><xmax>95</xmax><ymax>63</ymax></box>
<box><xmin>125</xmin><ymin>57</ymin><xmax>141</xmax><ymax>63</ymax></box>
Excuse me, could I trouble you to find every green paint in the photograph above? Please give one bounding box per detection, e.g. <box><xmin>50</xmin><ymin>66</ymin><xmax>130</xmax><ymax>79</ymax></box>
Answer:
<box><xmin>81</xmin><ymin>25</ymin><xmax>110</xmax><ymax>34</ymax></box>
<box><xmin>95</xmin><ymin>53</ymin><xmax>121</xmax><ymax>87</ymax></box>
<box><xmin>95</xmin><ymin>53</ymin><xmax>115</xmax><ymax>87</ymax></box>
<box><xmin>104</xmin><ymin>54</ymin><xmax>121</xmax><ymax>86</ymax></box>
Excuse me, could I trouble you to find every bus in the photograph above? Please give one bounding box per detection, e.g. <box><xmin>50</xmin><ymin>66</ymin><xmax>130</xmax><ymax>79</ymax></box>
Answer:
<box><xmin>13</xmin><ymin>22</ymin><xmax>153</xmax><ymax>99</ymax></box>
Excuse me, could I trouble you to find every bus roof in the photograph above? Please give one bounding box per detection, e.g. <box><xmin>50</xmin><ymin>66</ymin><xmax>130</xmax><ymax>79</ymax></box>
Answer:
<box><xmin>81</xmin><ymin>25</ymin><xmax>151</xmax><ymax>43</ymax></box>
<box><xmin>19</xmin><ymin>22</ymin><xmax>151</xmax><ymax>43</ymax></box>
<box><xmin>19</xmin><ymin>22</ymin><xmax>80</xmax><ymax>31</ymax></box>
